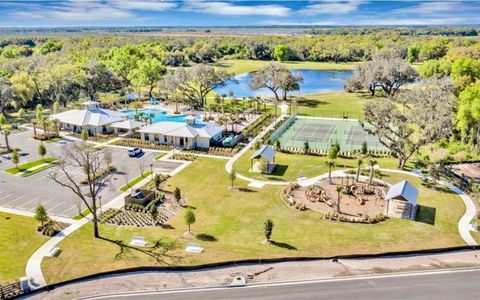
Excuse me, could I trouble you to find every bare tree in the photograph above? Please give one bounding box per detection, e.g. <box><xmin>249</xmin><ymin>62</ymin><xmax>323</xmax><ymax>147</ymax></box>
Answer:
<box><xmin>49</xmin><ymin>143</ymin><xmax>112</xmax><ymax>238</ymax></box>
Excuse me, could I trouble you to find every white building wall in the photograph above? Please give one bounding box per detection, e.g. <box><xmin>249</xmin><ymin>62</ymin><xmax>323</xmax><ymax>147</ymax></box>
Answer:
<box><xmin>196</xmin><ymin>137</ymin><xmax>211</xmax><ymax>148</ymax></box>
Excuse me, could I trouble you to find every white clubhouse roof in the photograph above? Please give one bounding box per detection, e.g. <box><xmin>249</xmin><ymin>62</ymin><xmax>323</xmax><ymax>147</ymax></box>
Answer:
<box><xmin>109</xmin><ymin>119</ymin><xmax>145</xmax><ymax>130</ymax></box>
<box><xmin>138</xmin><ymin>121</ymin><xmax>223</xmax><ymax>139</ymax></box>
<box><xmin>50</xmin><ymin>108</ymin><xmax>127</xmax><ymax>127</ymax></box>
<box><xmin>386</xmin><ymin>180</ymin><xmax>419</xmax><ymax>206</ymax></box>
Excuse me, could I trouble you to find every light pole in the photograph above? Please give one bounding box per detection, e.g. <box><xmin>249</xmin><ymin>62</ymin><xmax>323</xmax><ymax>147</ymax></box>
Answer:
<box><xmin>150</xmin><ymin>163</ymin><xmax>153</xmax><ymax>180</ymax></box>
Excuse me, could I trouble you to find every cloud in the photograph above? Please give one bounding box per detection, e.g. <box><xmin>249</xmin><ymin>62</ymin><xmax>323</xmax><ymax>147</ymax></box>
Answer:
<box><xmin>112</xmin><ymin>1</ymin><xmax>177</xmax><ymax>12</ymax></box>
<box><xmin>183</xmin><ymin>1</ymin><xmax>291</xmax><ymax>17</ymax></box>
<box><xmin>7</xmin><ymin>0</ymin><xmax>176</xmax><ymax>22</ymax></box>
<box><xmin>298</xmin><ymin>0</ymin><xmax>367</xmax><ymax>15</ymax></box>
<box><xmin>392</xmin><ymin>1</ymin><xmax>475</xmax><ymax>15</ymax></box>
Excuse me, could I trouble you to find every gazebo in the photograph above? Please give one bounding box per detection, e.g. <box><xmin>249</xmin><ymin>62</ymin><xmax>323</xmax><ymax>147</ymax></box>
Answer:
<box><xmin>250</xmin><ymin>145</ymin><xmax>276</xmax><ymax>174</ymax></box>
<box><xmin>385</xmin><ymin>180</ymin><xmax>419</xmax><ymax>219</ymax></box>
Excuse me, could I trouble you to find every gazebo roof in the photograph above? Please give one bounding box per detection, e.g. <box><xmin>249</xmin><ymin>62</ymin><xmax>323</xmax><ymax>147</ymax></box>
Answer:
<box><xmin>386</xmin><ymin>180</ymin><xmax>419</xmax><ymax>206</ymax></box>
<box><xmin>251</xmin><ymin>145</ymin><xmax>276</xmax><ymax>163</ymax></box>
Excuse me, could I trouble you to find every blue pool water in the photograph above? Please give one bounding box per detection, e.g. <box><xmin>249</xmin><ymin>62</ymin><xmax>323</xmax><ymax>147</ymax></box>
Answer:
<box><xmin>214</xmin><ymin>69</ymin><xmax>353</xmax><ymax>98</ymax></box>
<box><xmin>124</xmin><ymin>109</ymin><xmax>201</xmax><ymax>123</ymax></box>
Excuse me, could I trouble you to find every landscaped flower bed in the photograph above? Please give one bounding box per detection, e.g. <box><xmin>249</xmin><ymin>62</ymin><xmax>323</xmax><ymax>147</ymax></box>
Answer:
<box><xmin>181</xmin><ymin>146</ymin><xmax>238</xmax><ymax>157</ymax></box>
<box><xmin>99</xmin><ymin>200</ymin><xmax>182</xmax><ymax>227</ymax></box>
<box><xmin>111</xmin><ymin>138</ymin><xmax>173</xmax><ymax>151</ymax></box>
<box><xmin>80</xmin><ymin>165</ymin><xmax>117</xmax><ymax>184</ymax></box>
<box><xmin>241</xmin><ymin>111</ymin><xmax>274</xmax><ymax>139</ymax></box>
<box><xmin>33</xmin><ymin>132</ymin><xmax>59</xmax><ymax>141</ymax></box>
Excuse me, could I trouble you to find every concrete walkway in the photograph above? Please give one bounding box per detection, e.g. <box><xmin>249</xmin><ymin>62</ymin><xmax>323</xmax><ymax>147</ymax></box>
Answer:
<box><xmin>378</xmin><ymin>168</ymin><xmax>479</xmax><ymax>246</ymax></box>
<box><xmin>24</xmin><ymin>160</ymin><xmax>191</xmax><ymax>289</ymax></box>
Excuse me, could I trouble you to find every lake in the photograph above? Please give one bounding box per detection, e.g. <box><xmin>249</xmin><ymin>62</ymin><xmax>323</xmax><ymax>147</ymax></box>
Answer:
<box><xmin>214</xmin><ymin>69</ymin><xmax>353</xmax><ymax>98</ymax></box>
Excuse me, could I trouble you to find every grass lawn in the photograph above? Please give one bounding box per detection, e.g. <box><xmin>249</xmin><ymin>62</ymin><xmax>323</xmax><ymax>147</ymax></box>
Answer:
<box><xmin>0</xmin><ymin>213</ymin><xmax>48</xmax><ymax>284</ymax></box>
<box><xmin>119</xmin><ymin>171</ymin><xmax>153</xmax><ymax>192</ymax></box>
<box><xmin>4</xmin><ymin>157</ymin><xmax>56</xmax><ymax>176</ymax></box>
<box><xmin>294</xmin><ymin>91</ymin><xmax>384</xmax><ymax>119</ymax></box>
<box><xmin>233</xmin><ymin>149</ymin><xmax>406</xmax><ymax>182</ymax></box>
<box><xmin>154</xmin><ymin>152</ymin><xmax>168</xmax><ymax>161</ymax></box>
<box><xmin>42</xmin><ymin>158</ymin><xmax>465</xmax><ymax>284</ymax></box>
<box><xmin>43</xmin><ymin>137</ymin><xmax>63</xmax><ymax>143</ymax></box>
<box><xmin>216</xmin><ymin>59</ymin><xmax>355</xmax><ymax>74</ymax></box>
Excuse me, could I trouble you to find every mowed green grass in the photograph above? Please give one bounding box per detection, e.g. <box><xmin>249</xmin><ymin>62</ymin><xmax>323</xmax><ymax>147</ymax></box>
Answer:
<box><xmin>233</xmin><ymin>149</ymin><xmax>407</xmax><ymax>182</ymax></box>
<box><xmin>295</xmin><ymin>92</ymin><xmax>383</xmax><ymax>119</ymax></box>
<box><xmin>233</xmin><ymin>149</ymin><xmax>404</xmax><ymax>181</ymax></box>
<box><xmin>43</xmin><ymin>158</ymin><xmax>465</xmax><ymax>284</ymax></box>
<box><xmin>216</xmin><ymin>59</ymin><xmax>355</xmax><ymax>74</ymax></box>
<box><xmin>4</xmin><ymin>157</ymin><xmax>56</xmax><ymax>176</ymax></box>
<box><xmin>0</xmin><ymin>213</ymin><xmax>47</xmax><ymax>284</ymax></box>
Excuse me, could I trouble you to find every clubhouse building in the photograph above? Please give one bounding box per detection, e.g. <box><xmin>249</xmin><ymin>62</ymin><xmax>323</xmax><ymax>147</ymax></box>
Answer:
<box><xmin>50</xmin><ymin>101</ymin><xmax>128</xmax><ymax>135</ymax></box>
<box><xmin>137</xmin><ymin>116</ymin><xmax>223</xmax><ymax>149</ymax></box>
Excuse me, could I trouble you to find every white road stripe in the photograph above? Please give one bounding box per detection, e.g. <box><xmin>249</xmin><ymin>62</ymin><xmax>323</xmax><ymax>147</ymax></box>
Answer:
<box><xmin>17</xmin><ymin>196</ymin><xmax>41</xmax><ymax>209</ymax></box>
<box><xmin>0</xmin><ymin>192</ymin><xmax>17</xmax><ymax>203</ymax></box>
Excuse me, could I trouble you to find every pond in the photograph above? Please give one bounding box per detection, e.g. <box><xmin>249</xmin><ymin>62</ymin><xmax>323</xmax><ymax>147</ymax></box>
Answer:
<box><xmin>214</xmin><ymin>69</ymin><xmax>353</xmax><ymax>98</ymax></box>
<box><xmin>124</xmin><ymin>109</ymin><xmax>201</xmax><ymax>123</ymax></box>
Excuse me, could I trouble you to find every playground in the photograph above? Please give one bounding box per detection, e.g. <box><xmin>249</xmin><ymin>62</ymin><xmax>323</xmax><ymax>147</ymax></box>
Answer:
<box><xmin>290</xmin><ymin>176</ymin><xmax>388</xmax><ymax>217</ymax></box>
<box><xmin>274</xmin><ymin>117</ymin><xmax>388</xmax><ymax>152</ymax></box>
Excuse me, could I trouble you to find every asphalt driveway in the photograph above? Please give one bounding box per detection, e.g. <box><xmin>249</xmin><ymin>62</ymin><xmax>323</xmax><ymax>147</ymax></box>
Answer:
<box><xmin>0</xmin><ymin>130</ymin><xmax>182</xmax><ymax>218</ymax></box>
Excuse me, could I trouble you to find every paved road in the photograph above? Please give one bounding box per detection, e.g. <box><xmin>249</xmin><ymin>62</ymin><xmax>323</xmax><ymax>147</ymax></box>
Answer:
<box><xmin>0</xmin><ymin>130</ymin><xmax>181</xmax><ymax>218</ymax></box>
<box><xmin>87</xmin><ymin>268</ymin><xmax>480</xmax><ymax>300</ymax></box>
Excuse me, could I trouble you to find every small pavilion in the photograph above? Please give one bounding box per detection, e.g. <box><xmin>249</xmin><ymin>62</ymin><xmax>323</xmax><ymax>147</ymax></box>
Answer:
<box><xmin>385</xmin><ymin>180</ymin><xmax>419</xmax><ymax>219</ymax></box>
<box><xmin>250</xmin><ymin>145</ymin><xmax>277</xmax><ymax>174</ymax></box>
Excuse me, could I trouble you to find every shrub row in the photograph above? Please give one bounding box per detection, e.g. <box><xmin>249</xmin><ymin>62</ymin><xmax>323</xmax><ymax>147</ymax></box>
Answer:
<box><xmin>80</xmin><ymin>165</ymin><xmax>117</xmax><ymax>184</ymax></box>
<box><xmin>263</xmin><ymin>116</ymin><xmax>289</xmax><ymax>144</ymax></box>
<box><xmin>324</xmin><ymin>212</ymin><xmax>387</xmax><ymax>224</ymax></box>
<box><xmin>242</xmin><ymin>111</ymin><xmax>274</xmax><ymax>138</ymax></box>
<box><xmin>33</xmin><ymin>132</ymin><xmax>59</xmax><ymax>141</ymax></box>
<box><xmin>280</xmin><ymin>147</ymin><xmax>392</xmax><ymax>158</ymax></box>
<box><xmin>112</xmin><ymin>138</ymin><xmax>173</xmax><ymax>151</ymax></box>
<box><xmin>181</xmin><ymin>147</ymin><xmax>238</xmax><ymax>157</ymax></box>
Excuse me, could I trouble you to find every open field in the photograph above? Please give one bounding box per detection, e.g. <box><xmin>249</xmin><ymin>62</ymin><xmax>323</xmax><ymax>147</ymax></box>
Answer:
<box><xmin>43</xmin><ymin>158</ymin><xmax>465</xmax><ymax>284</ymax></box>
<box><xmin>0</xmin><ymin>213</ymin><xmax>47</xmax><ymax>284</ymax></box>
<box><xmin>234</xmin><ymin>149</ymin><xmax>406</xmax><ymax>182</ymax></box>
<box><xmin>294</xmin><ymin>92</ymin><xmax>382</xmax><ymax>119</ymax></box>
<box><xmin>216</xmin><ymin>59</ymin><xmax>355</xmax><ymax>74</ymax></box>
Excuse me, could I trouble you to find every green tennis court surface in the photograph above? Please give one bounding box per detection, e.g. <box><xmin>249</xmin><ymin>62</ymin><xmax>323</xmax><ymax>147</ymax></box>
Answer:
<box><xmin>276</xmin><ymin>117</ymin><xmax>388</xmax><ymax>152</ymax></box>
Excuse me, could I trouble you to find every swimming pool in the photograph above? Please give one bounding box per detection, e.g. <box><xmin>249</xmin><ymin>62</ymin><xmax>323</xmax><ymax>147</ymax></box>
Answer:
<box><xmin>124</xmin><ymin>109</ymin><xmax>201</xmax><ymax>123</ymax></box>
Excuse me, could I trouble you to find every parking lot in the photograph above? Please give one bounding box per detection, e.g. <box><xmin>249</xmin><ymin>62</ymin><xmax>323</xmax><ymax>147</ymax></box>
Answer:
<box><xmin>0</xmin><ymin>130</ymin><xmax>183</xmax><ymax>218</ymax></box>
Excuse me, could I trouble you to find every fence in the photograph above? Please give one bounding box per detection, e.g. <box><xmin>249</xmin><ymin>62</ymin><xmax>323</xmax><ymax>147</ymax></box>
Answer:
<box><xmin>296</xmin><ymin>108</ymin><xmax>363</xmax><ymax>120</ymax></box>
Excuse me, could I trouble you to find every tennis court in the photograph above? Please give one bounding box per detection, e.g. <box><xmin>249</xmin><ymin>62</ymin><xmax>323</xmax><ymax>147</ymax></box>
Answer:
<box><xmin>274</xmin><ymin>117</ymin><xmax>388</xmax><ymax>152</ymax></box>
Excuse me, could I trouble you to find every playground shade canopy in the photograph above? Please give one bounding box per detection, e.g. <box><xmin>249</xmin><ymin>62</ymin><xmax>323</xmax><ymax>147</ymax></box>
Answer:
<box><xmin>386</xmin><ymin>180</ymin><xmax>419</xmax><ymax>206</ymax></box>
<box><xmin>251</xmin><ymin>145</ymin><xmax>276</xmax><ymax>163</ymax></box>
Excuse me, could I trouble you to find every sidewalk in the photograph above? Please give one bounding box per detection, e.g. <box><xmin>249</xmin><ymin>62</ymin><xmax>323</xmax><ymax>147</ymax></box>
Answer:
<box><xmin>30</xmin><ymin>249</ymin><xmax>480</xmax><ymax>300</ymax></box>
<box><xmin>24</xmin><ymin>160</ymin><xmax>191</xmax><ymax>289</ymax></box>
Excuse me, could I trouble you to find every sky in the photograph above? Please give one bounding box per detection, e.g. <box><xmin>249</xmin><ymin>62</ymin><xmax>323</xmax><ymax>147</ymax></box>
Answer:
<box><xmin>0</xmin><ymin>0</ymin><xmax>479</xmax><ymax>27</ymax></box>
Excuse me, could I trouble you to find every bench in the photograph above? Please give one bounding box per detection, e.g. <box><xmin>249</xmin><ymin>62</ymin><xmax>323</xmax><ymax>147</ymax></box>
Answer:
<box><xmin>46</xmin><ymin>247</ymin><xmax>60</xmax><ymax>257</ymax></box>
<box><xmin>130</xmin><ymin>236</ymin><xmax>147</xmax><ymax>247</ymax></box>
<box><xmin>185</xmin><ymin>243</ymin><xmax>203</xmax><ymax>253</ymax></box>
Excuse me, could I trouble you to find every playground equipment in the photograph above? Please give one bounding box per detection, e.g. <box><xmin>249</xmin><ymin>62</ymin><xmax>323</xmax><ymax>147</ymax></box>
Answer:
<box><xmin>305</xmin><ymin>184</ymin><xmax>333</xmax><ymax>206</ymax></box>
<box><xmin>348</xmin><ymin>184</ymin><xmax>365</xmax><ymax>205</ymax></box>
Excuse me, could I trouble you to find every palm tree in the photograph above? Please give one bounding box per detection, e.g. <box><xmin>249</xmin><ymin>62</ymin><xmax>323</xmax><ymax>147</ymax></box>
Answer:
<box><xmin>336</xmin><ymin>186</ymin><xmax>343</xmax><ymax>213</ymax></box>
<box><xmin>130</xmin><ymin>100</ymin><xmax>143</xmax><ymax>115</ymax></box>
<box><xmin>325</xmin><ymin>159</ymin><xmax>335</xmax><ymax>183</ymax></box>
<box><xmin>356</xmin><ymin>157</ymin><xmax>363</xmax><ymax>182</ymax></box>
<box><xmin>368</xmin><ymin>159</ymin><xmax>377</xmax><ymax>186</ymax></box>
